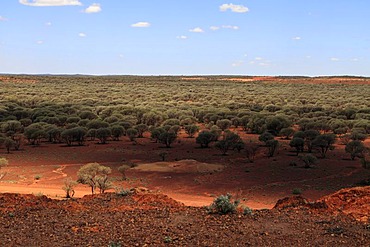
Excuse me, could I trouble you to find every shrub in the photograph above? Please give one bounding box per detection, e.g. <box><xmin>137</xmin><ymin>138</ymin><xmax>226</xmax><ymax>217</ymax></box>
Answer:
<box><xmin>301</xmin><ymin>154</ymin><xmax>318</xmax><ymax>168</ymax></box>
<box><xmin>108</xmin><ymin>241</ymin><xmax>122</xmax><ymax>247</ymax></box>
<box><xmin>243</xmin><ymin>206</ymin><xmax>253</xmax><ymax>215</ymax></box>
<box><xmin>115</xmin><ymin>186</ymin><xmax>131</xmax><ymax>196</ymax></box>
<box><xmin>208</xmin><ymin>193</ymin><xmax>240</xmax><ymax>215</ymax></box>
<box><xmin>292</xmin><ymin>188</ymin><xmax>302</xmax><ymax>195</ymax></box>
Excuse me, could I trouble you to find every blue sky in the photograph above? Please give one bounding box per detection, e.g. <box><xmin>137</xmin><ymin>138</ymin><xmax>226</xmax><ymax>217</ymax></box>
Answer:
<box><xmin>1</xmin><ymin>0</ymin><xmax>369</xmax><ymax>76</ymax></box>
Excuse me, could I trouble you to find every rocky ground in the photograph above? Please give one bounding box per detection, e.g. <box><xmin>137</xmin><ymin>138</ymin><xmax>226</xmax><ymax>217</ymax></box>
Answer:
<box><xmin>0</xmin><ymin>187</ymin><xmax>369</xmax><ymax>246</ymax></box>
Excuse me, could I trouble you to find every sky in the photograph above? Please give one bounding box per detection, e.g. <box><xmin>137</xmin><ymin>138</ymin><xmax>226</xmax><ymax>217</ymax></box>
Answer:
<box><xmin>1</xmin><ymin>0</ymin><xmax>370</xmax><ymax>76</ymax></box>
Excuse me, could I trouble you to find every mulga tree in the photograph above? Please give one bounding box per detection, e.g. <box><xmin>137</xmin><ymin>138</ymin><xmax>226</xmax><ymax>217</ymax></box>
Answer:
<box><xmin>158</xmin><ymin>131</ymin><xmax>177</xmax><ymax>148</ymax></box>
<box><xmin>96</xmin><ymin>127</ymin><xmax>111</xmax><ymax>144</ymax></box>
<box><xmin>110</xmin><ymin>125</ymin><xmax>124</xmax><ymax>141</ymax></box>
<box><xmin>215</xmin><ymin>131</ymin><xmax>244</xmax><ymax>155</ymax></box>
<box><xmin>245</xmin><ymin>141</ymin><xmax>260</xmax><ymax>163</ymax></box>
<box><xmin>77</xmin><ymin>162</ymin><xmax>112</xmax><ymax>194</ymax></box>
<box><xmin>216</xmin><ymin>119</ymin><xmax>232</xmax><ymax>131</ymax></box>
<box><xmin>279</xmin><ymin>127</ymin><xmax>294</xmax><ymax>140</ymax></box>
<box><xmin>24</xmin><ymin>123</ymin><xmax>47</xmax><ymax>145</ymax></box>
<box><xmin>184</xmin><ymin>124</ymin><xmax>199</xmax><ymax>138</ymax></box>
<box><xmin>289</xmin><ymin>137</ymin><xmax>305</xmax><ymax>156</ymax></box>
<box><xmin>312</xmin><ymin>133</ymin><xmax>336</xmax><ymax>158</ymax></box>
<box><xmin>304</xmin><ymin>129</ymin><xmax>320</xmax><ymax>153</ymax></box>
<box><xmin>0</xmin><ymin>157</ymin><xmax>8</xmax><ymax>178</ymax></box>
<box><xmin>258</xmin><ymin>131</ymin><xmax>274</xmax><ymax>145</ymax></box>
<box><xmin>135</xmin><ymin>124</ymin><xmax>148</xmax><ymax>138</ymax></box>
<box><xmin>265</xmin><ymin>115</ymin><xmax>291</xmax><ymax>136</ymax></box>
<box><xmin>126</xmin><ymin>128</ymin><xmax>139</xmax><ymax>142</ymax></box>
<box><xmin>150</xmin><ymin>127</ymin><xmax>166</xmax><ymax>143</ymax></box>
<box><xmin>266</xmin><ymin>139</ymin><xmax>279</xmax><ymax>157</ymax></box>
<box><xmin>196</xmin><ymin>130</ymin><xmax>216</xmax><ymax>148</ymax></box>
<box><xmin>345</xmin><ymin>140</ymin><xmax>366</xmax><ymax>160</ymax></box>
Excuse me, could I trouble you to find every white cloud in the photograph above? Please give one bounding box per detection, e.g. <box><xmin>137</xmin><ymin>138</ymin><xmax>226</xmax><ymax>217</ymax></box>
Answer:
<box><xmin>350</xmin><ymin>58</ymin><xmax>359</xmax><ymax>62</ymax></box>
<box><xmin>189</xmin><ymin>27</ymin><xmax>204</xmax><ymax>33</ymax></box>
<box><xmin>211</xmin><ymin>25</ymin><xmax>239</xmax><ymax>31</ymax></box>
<box><xmin>45</xmin><ymin>22</ymin><xmax>52</xmax><ymax>26</ymax></box>
<box><xmin>36</xmin><ymin>40</ymin><xmax>43</xmax><ymax>44</ymax></box>
<box><xmin>19</xmin><ymin>0</ymin><xmax>82</xmax><ymax>6</ymax></box>
<box><xmin>292</xmin><ymin>36</ymin><xmax>301</xmax><ymax>40</ymax></box>
<box><xmin>0</xmin><ymin>16</ymin><xmax>8</xmax><ymax>21</ymax></box>
<box><xmin>330</xmin><ymin>57</ymin><xmax>339</xmax><ymax>61</ymax></box>
<box><xmin>131</xmin><ymin>22</ymin><xmax>151</xmax><ymax>28</ymax></box>
<box><xmin>306</xmin><ymin>55</ymin><xmax>311</xmax><ymax>59</ymax></box>
<box><xmin>232</xmin><ymin>60</ymin><xmax>244</xmax><ymax>67</ymax></box>
<box><xmin>78</xmin><ymin>32</ymin><xmax>86</xmax><ymax>37</ymax></box>
<box><xmin>255</xmin><ymin>57</ymin><xmax>263</xmax><ymax>61</ymax></box>
<box><xmin>220</xmin><ymin>3</ymin><xmax>249</xmax><ymax>13</ymax></box>
<box><xmin>84</xmin><ymin>3</ymin><xmax>101</xmax><ymax>14</ymax></box>
<box><xmin>176</xmin><ymin>35</ymin><xmax>187</xmax><ymax>40</ymax></box>
<box><xmin>244</xmin><ymin>54</ymin><xmax>248</xmax><ymax>57</ymax></box>
<box><xmin>222</xmin><ymin>25</ymin><xmax>239</xmax><ymax>30</ymax></box>
<box><xmin>119</xmin><ymin>54</ymin><xmax>124</xmax><ymax>58</ymax></box>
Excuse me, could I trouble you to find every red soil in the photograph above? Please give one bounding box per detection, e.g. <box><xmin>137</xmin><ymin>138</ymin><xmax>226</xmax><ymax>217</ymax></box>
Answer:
<box><xmin>0</xmin><ymin>131</ymin><xmax>369</xmax><ymax>211</ymax></box>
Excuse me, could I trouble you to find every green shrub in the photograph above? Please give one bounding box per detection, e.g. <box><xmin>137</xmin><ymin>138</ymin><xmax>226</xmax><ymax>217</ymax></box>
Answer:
<box><xmin>243</xmin><ymin>206</ymin><xmax>253</xmax><ymax>215</ymax></box>
<box><xmin>115</xmin><ymin>187</ymin><xmax>131</xmax><ymax>196</ymax></box>
<box><xmin>108</xmin><ymin>241</ymin><xmax>122</xmax><ymax>247</ymax></box>
<box><xmin>208</xmin><ymin>193</ymin><xmax>240</xmax><ymax>214</ymax></box>
<box><xmin>292</xmin><ymin>188</ymin><xmax>302</xmax><ymax>195</ymax></box>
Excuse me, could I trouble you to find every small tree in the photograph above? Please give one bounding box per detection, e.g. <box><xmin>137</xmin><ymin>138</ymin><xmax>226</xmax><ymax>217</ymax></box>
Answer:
<box><xmin>345</xmin><ymin>140</ymin><xmax>366</xmax><ymax>160</ymax></box>
<box><xmin>96</xmin><ymin>127</ymin><xmax>111</xmax><ymax>144</ymax></box>
<box><xmin>0</xmin><ymin>158</ymin><xmax>8</xmax><ymax>179</ymax></box>
<box><xmin>196</xmin><ymin>130</ymin><xmax>215</xmax><ymax>148</ymax></box>
<box><xmin>312</xmin><ymin>134</ymin><xmax>336</xmax><ymax>158</ymax></box>
<box><xmin>77</xmin><ymin>163</ymin><xmax>112</xmax><ymax>194</ymax></box>
<box><xmin>289</xmin><ymin>137</ymin><xmax>305</xmax><ymax>156</ymax></box>
<box><xmin>304</xmin><ymin>129</ymin><xmax>320</xmax><ymax>153</ymax></box>
<box><xmin>150</xmin><ymin>127</ymin><xmax>166</xmax><ymax>143</ymax></box>
<box><xmin>279</xmin><ymin>127</ymin><xmax>294</xmax><ymax>140</ymax></box>
<box><xmin>215</xmin><ymin>131</ymin><xmax>243</xmax><ymax>155</ymax></box>
<box><xmin>117</xmin><ymin>164</ymin><xmax>130</xmax><ymax>180</ymax></box>
<box><xmin>258</xmin><ymin>132</ymin><xmax>274</xmax><ymax>145</ymax></box>
<box><xmin>158</xmin><ymin>131</ymin><xmax>177</xmax><ymax>148</ymax></box>
<box><xmin>134</xmin><ymin>124</ymin><xmax>148</xmax><ymax>138</ymax></box>
<box><xmin>266</xmin><ymin>139</ymin><xmax>279</xmax><ymax>157</ymax></box>
<box><xmin>216</xmin><ymin>119</ymin><xmax>232</xmax><ymax>131</ymax></box>
<box><xmin>245</xmin><ymin>142</ymin><xmax>259</xmax><ymax>163</ymax></box>
<box><xmin>62</xmin><ymin>177</ymin><xmax>77</xmax><ymax>198</ymax></box>
<box><xmin>111</xmin><ymin>125</ymin><xmax>124</xmax><ymax>141</ymax></box>
<box><xmin>3</xmin><ymin>138</ymin><xmax>15</xmax><ymax>154</ymax></box>
<box><xmin>126</xmin><ymin>128</ymin><xmax>139</xmax><ymax>142</ymax></box>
